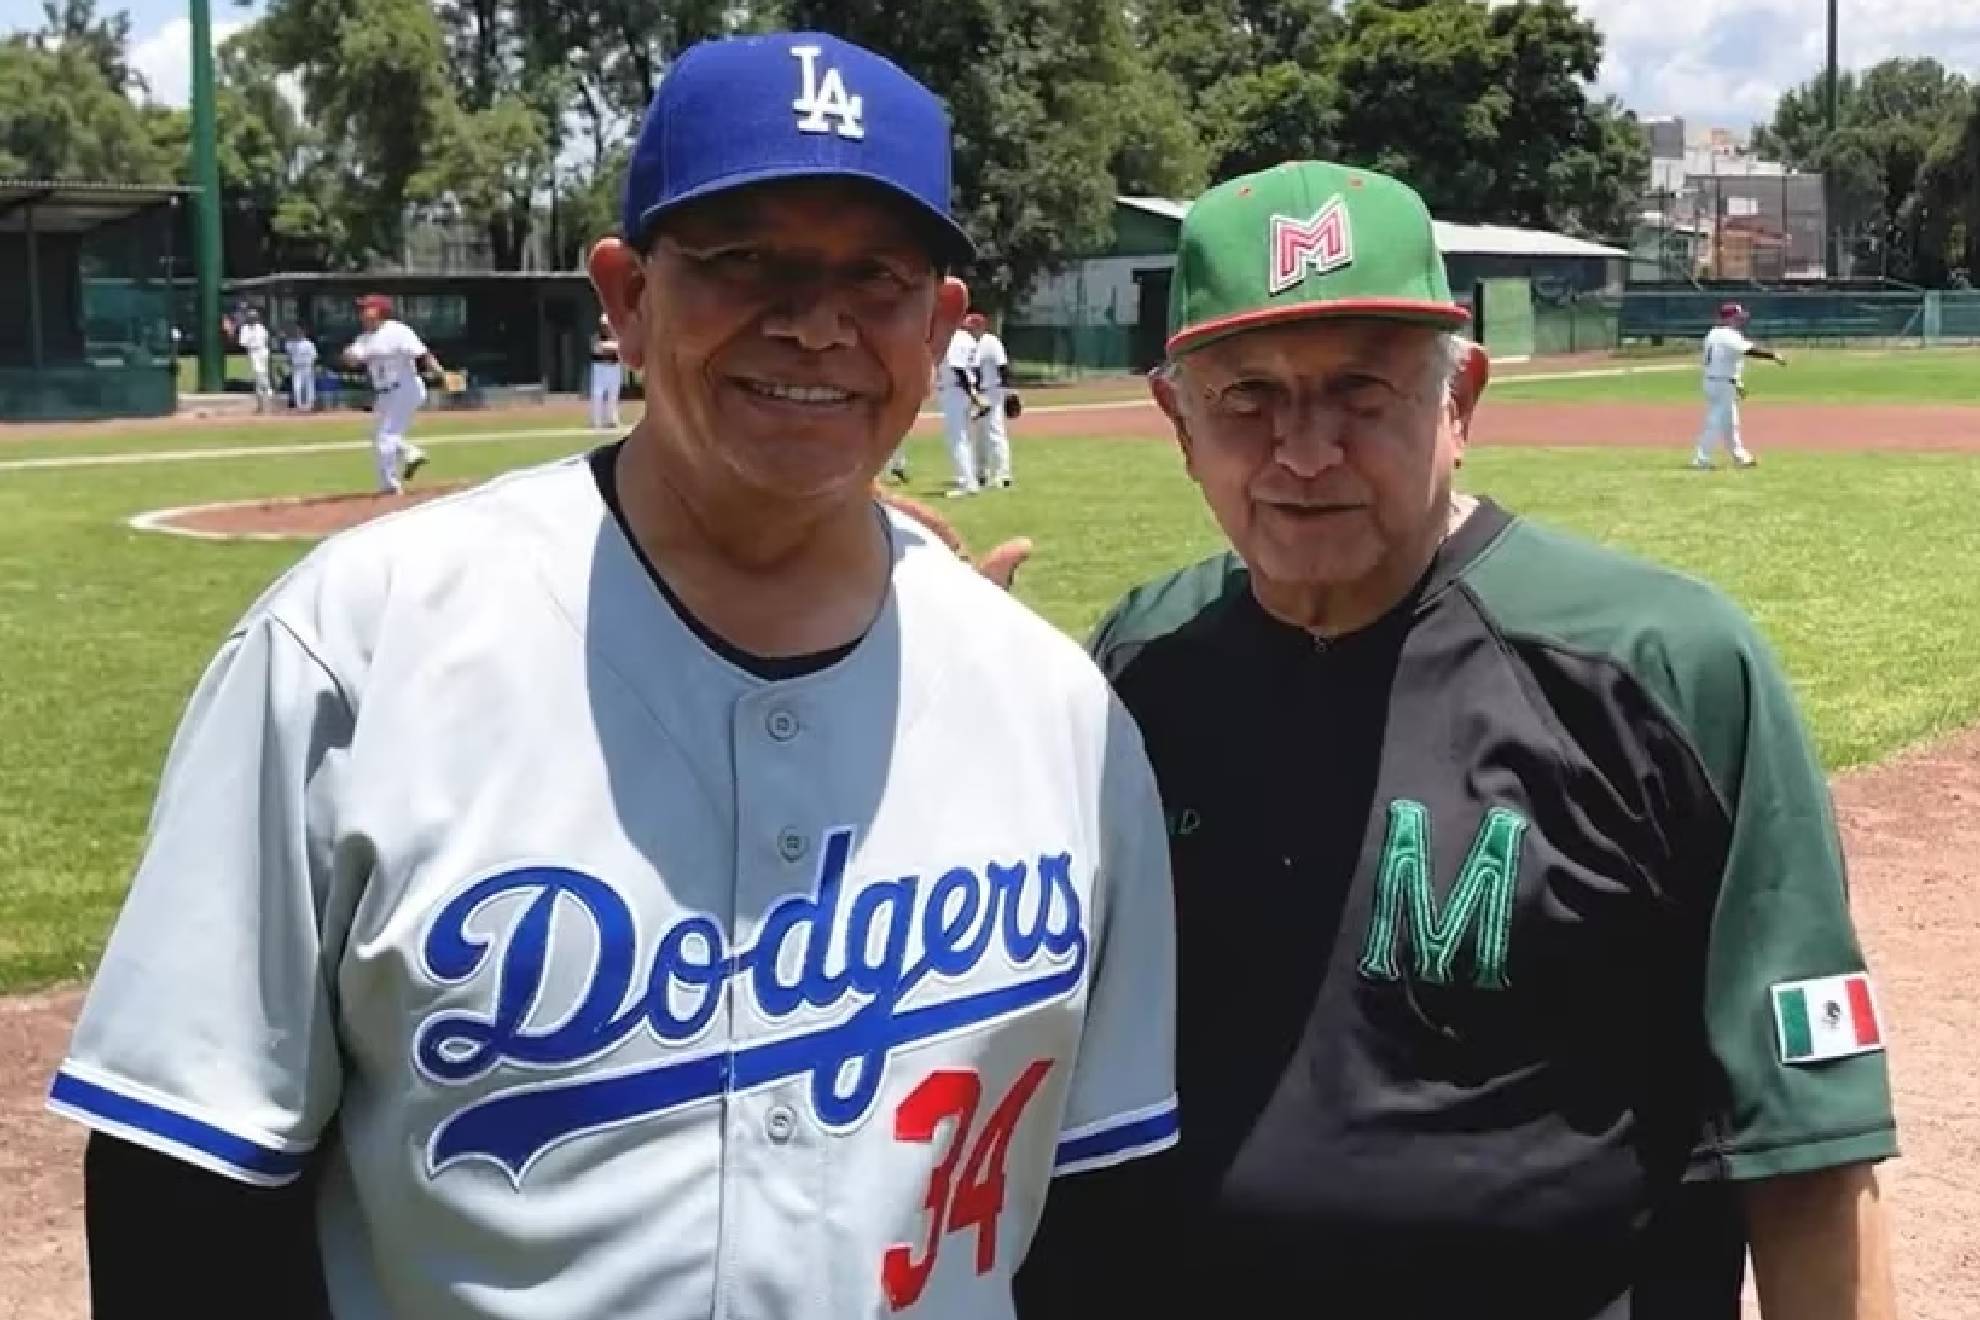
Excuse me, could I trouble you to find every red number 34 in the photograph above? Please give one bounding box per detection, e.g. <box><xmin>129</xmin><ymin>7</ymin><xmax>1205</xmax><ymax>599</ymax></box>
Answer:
<box><xmin>881</xmin><ymin>1059</ymin><xmax>1055</xmax><ymax>1311</ymax></box>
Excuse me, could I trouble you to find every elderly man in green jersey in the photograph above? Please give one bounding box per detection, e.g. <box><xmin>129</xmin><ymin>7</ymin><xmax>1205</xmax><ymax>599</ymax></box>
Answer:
<box><xmin>1016</xmin><ymin>160</ymin><xmax>1899</xmax><ymax>1320</ymax></box>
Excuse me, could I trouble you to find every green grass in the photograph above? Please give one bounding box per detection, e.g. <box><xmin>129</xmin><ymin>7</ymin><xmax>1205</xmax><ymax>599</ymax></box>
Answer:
<box><xmin>0</xmin><ymin>405</ymin><xmax>609</xmax><ymax>464</ymax></box>
<box><xmin>1493</xmin><ymin>345</ymin><xmax>1980</xmax><ymax>404</ymax></box>
<box><xmin>4</xmin><ymin>431</ymin><xmax>1980</xmax><ymax>992</ymax></box>
<box><xmin>1</xmin><ymin>378</ymin><xmax>1145</xmax><ymax>464</ymax></box>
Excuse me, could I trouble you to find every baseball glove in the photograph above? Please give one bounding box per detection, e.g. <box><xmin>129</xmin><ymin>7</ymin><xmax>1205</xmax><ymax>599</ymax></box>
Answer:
<box><xmin>1003</xmin><ymin>391</ymin><xmax>1023</xmax><ymax>419</ymax></box>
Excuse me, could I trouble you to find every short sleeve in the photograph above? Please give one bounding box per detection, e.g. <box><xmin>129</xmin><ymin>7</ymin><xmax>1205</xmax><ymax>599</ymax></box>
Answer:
<box><xmin>1083</xmin><ymin>592</ymin><xmax>1136</xmax><ymax>684</ymax></box>
<box><xmin>47</xmin><ymin>612</ymin><xmax>354</xmax><ymax>1187</ymax></box>
<box><xmin>1052</xmin><ymin>700</ymin><xmax>1179</xmax><ymax>1176</ymax></box>
<box><xmin>394</xmin><ymin>324</ymin><xmax>429</xmax><ymax>358</ymax></box>
<box><xmin>945</xmin><ymin>333</ymin><xmax>973</xmax><ymax>372</ymax></box>
<box><xmin>1732</xmin><ymin>331</ymin><xmax>1755</xmax><ymax>354</ymax></box>
<box><xmin>1687</xmin><ymin>624</ymin><xmax>1898</xmax><ymax>1181</ymax></box>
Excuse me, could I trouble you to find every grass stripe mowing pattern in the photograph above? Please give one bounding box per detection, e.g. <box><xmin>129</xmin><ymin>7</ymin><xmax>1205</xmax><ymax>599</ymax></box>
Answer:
<box><xmin>3</xmin><ymin>432</ymin><xmax>1979</xmax><ymax>992</ymax></box>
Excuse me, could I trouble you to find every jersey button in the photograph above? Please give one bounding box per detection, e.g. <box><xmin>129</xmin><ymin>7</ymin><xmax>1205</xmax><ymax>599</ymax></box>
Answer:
<box><xmin>766</xmin><ymin>1106</ymin><xmax>797</xmax><ymax>1143</ymax></box>
<box><xmin>777</xmin><ymin>829</ymin><xmax>807</xmax><ymax>862</ymax></box>
<box><xmin>766</xmin><ymin>708</ymin><xmax>801</xmax><ymax>742</ymax></box>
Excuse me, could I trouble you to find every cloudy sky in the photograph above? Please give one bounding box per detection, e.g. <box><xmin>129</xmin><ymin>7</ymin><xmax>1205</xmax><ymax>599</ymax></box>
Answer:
<box><xmin>6</xmin><ymin>0</ymin><xmax>1980</xmax><ymax>133</ymax></box>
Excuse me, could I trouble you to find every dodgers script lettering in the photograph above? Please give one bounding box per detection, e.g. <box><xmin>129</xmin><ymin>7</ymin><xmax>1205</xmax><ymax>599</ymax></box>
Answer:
<box><xmin>413</xmin><ymin>828</ymin><xmax>1087</xmax><ymax>1182</ymax></box>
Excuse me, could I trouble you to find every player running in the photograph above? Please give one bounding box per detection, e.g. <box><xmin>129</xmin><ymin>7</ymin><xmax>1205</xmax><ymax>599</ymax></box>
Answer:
<box><xmin>343</xmin><ymin>294</ymin><xmax>446</xmax><ymax>493</ymax></box>
<box><xmin>1018</xmin><ymin>160</ymin><xmax>1897</xmax><ymax>1320</ymax></box>
<box><xmin>1694</xmin><ymin>301</ymin><xmax>1787</xmax><ymax>470</ymax></box>
<box><xmin>50</xmin><ymin>30</ymin><xmax>1176</xmax><ymax>1320</ymax></box>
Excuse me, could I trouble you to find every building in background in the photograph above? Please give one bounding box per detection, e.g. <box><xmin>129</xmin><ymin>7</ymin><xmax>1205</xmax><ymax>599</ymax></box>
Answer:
<box><xmin>1010</xmin><ymin>196</ymin><xmax>1625</xmax><ymax>375</ymax></box>
<box><xmin>1632</xmin><ymin>117</ymin><xmax>1829</xmax><ymax>282</ymax></box>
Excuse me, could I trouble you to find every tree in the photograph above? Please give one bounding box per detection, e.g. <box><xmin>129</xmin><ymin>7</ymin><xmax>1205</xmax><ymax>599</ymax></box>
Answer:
<box><xmin>1921</xmin><ymin>89</ymin><xmax>1980</xmax><ymax>285</ymax></box>
<box><xmin>1198</xmin><ymin>63</ymin><xmax>1341</xmax><ymax>181</ymax></box>
<box><xmin>0</xmin><ymin>38</ymin><xmax>178</xmax><ymax>182</ymax></box>
<box><xmin>1328</xmin><ymin>0</ymin><xmax>1644</xmax><ymax>236</ymax></box>
<box><xmin>1105</xmin><ymin>64</ymin><xmax>1210</xmax><ymax>200</ymax></box>
<box><xmin>1756</xmin><ymin>58</ymin><xmax>1970</xmax><ymax>282</ymax></box>
<box><xmin>259</xmin><ymin>0</ymin><xmax>458</xmax><ymax>263</ymax></box>
<box><xmin>514</xmin><ymin>0</ymin><xmax>747</xmax><ymax>143</ymax></box>
<box><xmin>1752</xmin><ymin>72</ymin><xmax>1859</xmax><ymax>167</ymax></box>
<box><xmin>31</xmin><ymin>0</ymin><xmax>143</xmax><ymax>97</ymax></box>
<box><xmin>1132</xmin><ymin>0</ymin><xmax>1339</xmax><ymax>183</ymax></box>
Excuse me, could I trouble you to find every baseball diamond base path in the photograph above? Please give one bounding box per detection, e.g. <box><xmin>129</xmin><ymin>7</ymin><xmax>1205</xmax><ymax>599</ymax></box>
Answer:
<box><xmin>2</xmin><ymin>735</ymin><xmax>1978</xmax><ymax>1318</ymax></box>
<box><xmin>1004</xmin><ymin>397</ymin><xmax>1980</xmax><ymax>452</ymax></box>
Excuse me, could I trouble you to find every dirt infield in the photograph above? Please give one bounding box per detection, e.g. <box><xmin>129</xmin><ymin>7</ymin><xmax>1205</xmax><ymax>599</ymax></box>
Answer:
<box><xmin>136</xmin><ymin>483</ymin><xmax>476</xmax><ymax>541</ymax></box>
<box><xmin>1005</xmin><ymin>396</ymin><xmax>1980</xmax><ymax>453</ymax></box>
<box><xmin>3</xmin><ymin>722</ymin><xmax>1974</xmax><ymax>1318</ymax></box>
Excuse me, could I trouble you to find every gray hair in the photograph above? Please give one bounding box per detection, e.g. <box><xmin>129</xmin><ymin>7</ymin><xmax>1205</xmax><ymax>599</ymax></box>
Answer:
<box><xmin>1155</xmin><ymin>329</ymin><xmax>1473</xmax><ymax>404</ymax></box>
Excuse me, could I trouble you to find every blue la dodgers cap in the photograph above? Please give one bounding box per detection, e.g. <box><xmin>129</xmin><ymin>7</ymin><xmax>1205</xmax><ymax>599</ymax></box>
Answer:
<box><xmin>621</xmin><ymin>31</ymin><xmax>976</xmax><ymax>266</ymax></box>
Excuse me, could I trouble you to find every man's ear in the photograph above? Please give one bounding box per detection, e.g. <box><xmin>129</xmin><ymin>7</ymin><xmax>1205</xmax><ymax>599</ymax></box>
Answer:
<box><xmin>1148</xmin><ymin>367</ymin><xmax>1200</xmax><ymax>473</ymax></box>
<box><xmin>929</xmin><ymin>276</ymin><xmax>969</xmax><ymax>355</ymax></box>
<box><xmin>1447</xmin><ymin>339</ymin><xmax>1490</xmax><ymax>462</ymax></box>
<box><xmin>588</xmin><ymin>238</ymin><xmax>648</xmax><ymax>374</ymax></box>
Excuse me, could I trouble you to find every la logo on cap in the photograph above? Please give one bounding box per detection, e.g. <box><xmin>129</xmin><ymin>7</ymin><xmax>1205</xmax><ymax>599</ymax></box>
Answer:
<box><xmin>792</xmin><ymin>44</ymin><xmax>864</xmax><ymax>140</ymax></box>
<box><xmin>1269</xmin><ymin>197</ymin><xmax>1353</xmax><ymax>295</ymax></box>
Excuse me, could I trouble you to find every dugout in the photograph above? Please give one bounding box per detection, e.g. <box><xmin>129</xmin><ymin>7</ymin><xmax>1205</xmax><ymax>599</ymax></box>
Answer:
<box><xmin>0</xmin><ymin>181</ymin><xmax>187</xmax><ymax>422</ymax></box>
<box><xmin>223</xmin><ymin>271</ymin><xmax>606</xmax><ymax>398</ymax></box>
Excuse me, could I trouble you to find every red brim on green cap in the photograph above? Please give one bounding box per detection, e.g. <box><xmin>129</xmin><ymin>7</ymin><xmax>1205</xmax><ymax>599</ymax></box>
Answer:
<box><xmin>1167</xmin><ymin>161</ymin><xmax>1470</xmax><ymax>357</ymax></box>
<box><xmin>1166</xmin><ymin>297</ymin><xmax>1469</xmax><ymax>357</ymax></box>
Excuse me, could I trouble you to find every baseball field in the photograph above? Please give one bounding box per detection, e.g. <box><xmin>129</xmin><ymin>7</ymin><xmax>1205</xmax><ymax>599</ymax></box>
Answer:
<box><xmin>2</xmin><ymin>345</ymin><xmax>1978</xmax><ymax>1317</ymax></box>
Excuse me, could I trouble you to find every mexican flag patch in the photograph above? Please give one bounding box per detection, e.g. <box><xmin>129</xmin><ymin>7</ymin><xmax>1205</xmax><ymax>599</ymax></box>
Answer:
<box><xmin>1772</xmin><ymin>973</ymin><xmax>1884</xmax><ymax>1064</ymax></box>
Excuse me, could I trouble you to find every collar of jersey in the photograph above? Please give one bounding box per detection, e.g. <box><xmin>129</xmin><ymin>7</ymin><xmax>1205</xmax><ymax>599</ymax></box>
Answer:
<box><xmin>1233</xmin><ymin>495</ymin><xmax>1515</xmax><ymax>652</ymax></box>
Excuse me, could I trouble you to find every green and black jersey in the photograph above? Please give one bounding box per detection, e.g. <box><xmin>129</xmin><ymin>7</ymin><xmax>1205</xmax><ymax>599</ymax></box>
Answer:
<box><xmin>1015</xmin><ymin>497</ymin><xmax>1895</xmax><ymax>1320</ymax></box>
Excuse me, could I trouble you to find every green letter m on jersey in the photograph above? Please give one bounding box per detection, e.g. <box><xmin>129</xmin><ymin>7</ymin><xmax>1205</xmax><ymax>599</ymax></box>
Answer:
<box><xmin>1358</xmin><ymin>801</ymin><xmax>1526</xmax><ymax>990</ymax></box>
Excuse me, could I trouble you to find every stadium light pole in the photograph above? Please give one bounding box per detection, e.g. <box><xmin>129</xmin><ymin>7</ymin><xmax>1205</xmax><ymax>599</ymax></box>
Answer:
<box><xmin>189</xmin><ymin>0</ymin><xmax>223</xmax><ymax>394</ymax></box>
<box><xmin>1825</xmin><ymin>0</ymin><xmax>1840</xmax><ymax>276</ymax></box>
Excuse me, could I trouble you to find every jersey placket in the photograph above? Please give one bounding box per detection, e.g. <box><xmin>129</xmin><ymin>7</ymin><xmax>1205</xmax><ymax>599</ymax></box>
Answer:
<box><xmin>721</xmin><ymin>682</ymin><xmax>833</xmax><ymax>1319</ymax></box>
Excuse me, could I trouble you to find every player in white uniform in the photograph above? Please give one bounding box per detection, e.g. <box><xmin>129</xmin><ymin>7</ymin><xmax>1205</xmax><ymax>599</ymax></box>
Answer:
<box><xmin>345</xmin><ymin>295</ymin><xmax>446</xmax><ymax>493</ymax></box>
<box><xmin>588</xmin><ymin>314</ymin><xmax>624</xmax><ymax>430</ymax></box>
<box><xmin>940</xmin><ymin>322</ymin><xmax>988</xmax><ymax>497</ymax></box>
<box><xmin>51</xmin><ymin>30</ymin><xmax>1177</xmax><ymax>1320</ymax></box>
<box><xmin>965</xmin><ymin>314</ymin><xmax>1013</xmax><ymax>488</ymax></box>
<box><xmin>1693</xmin><ymin>301</ymin><xmax>1786</xmax><ymax>470</ymax></box>
<box><xmin>237</xmin><ymin>308</ymin><xmax>274</xmax><ymax>413</ymax></box>
<box><xmin>286</xmin><ymin>324</ymin><xmax>320</xmax><ymax>412</ymax></box>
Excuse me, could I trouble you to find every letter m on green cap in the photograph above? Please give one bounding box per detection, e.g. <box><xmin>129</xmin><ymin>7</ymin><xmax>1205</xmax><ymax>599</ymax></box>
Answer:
<box><xmin>1168</xmin><ymin>159</ymin><xmax>1470</xmax><ymax>357</ymax></box>
<box><xmin>1270</xmin><ymin>197</ymin><xmax>1353</xmax><ymax>295</ymax></box>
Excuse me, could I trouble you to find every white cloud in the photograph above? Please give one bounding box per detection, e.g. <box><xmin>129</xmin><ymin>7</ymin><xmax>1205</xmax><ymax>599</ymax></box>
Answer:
<box><xmin>1552</xmin><ymin>0</ymin><xmax>1980</xmax><ymax>132</ymax></box>
<box><xmin>129</xmin><ymin>15</ymin><xmax>250</xmax><ymax>109</ymax></box>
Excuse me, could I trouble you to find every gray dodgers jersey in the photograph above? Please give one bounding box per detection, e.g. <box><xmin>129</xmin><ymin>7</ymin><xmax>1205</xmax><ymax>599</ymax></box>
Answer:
<box><xmin>50</xmin><ymin>454</ymin><xmax>1179</xmax><ymax>1319</ymax></box>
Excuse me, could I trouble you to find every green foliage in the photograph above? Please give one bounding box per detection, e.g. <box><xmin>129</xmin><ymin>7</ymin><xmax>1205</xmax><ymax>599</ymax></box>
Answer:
<box><xmin>0</xmin><ymin>38</ymin><xmax>178</xmax><ymax>182</ymax></box>
<box><xmin>1198</xmin><ymin>63</ymin><xmax>1342</xmax><ymax>181</ymax></box>
<box><xmin>1758</xmin><ymin>58</ymin><xmax>1972</xmax><ymax>284</ymax></box>
<box><xmin>31</xmin><ymin>0</ymin><xmax>142</xmax><ymax>96</ymax></box>
<box><xmin>1139</xmin><ymin>0</ymin><xmax>1645</xmax><ymax>237</ymax></box>
<box><xmin>10</xmin><ymin>0</ymin><xmax>1646</xmax><ymax>294</ymax></box>
<box><xmin>259</xmin><ymin>0</ymin><xmax>458</xmax><ymax>262</ymax></box>
<box><xmin>1329</xmin><ymin>0</ymin><xmax>1644</xmax><ymax>237</ymax></box>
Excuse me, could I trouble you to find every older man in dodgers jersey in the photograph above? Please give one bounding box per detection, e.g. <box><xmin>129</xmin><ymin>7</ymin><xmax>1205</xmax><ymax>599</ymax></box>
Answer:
<box><xmin>50</xmin><ymin>30</ymin><xmax>1177</xmax><ymax>1320</ymax></box>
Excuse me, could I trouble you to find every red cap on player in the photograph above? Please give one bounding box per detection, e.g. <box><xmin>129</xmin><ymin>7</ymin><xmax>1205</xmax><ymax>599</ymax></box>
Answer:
<box><xmin>1720</xmin><ymin>301</ymin><xmax>1747</xmax><ymax>321</ymax></box>
<box><xmin>358</xmin><ymin>293</ymin><xmax>394</xmax><ymax>316</ymax></box>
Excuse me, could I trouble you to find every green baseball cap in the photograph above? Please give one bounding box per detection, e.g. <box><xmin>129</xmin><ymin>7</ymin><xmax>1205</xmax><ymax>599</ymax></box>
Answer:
<box><xmin>1167</xmin><ymin>160</ymin><xmax>1469</xmax><ymax>357</ymax></box>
